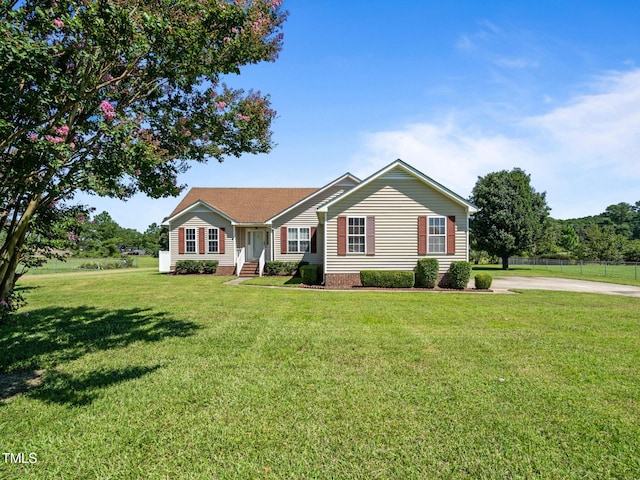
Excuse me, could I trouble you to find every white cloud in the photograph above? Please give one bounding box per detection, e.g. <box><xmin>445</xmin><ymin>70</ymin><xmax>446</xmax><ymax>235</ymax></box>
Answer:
<box><xmin>350</xmin><ymin>116</ymin><xmax>535</xmax><ymax>200</ymax></box>
<box><xmin>350</xmin><ymin>69</ymin><xmax>640</xmax><ymax>218</ymax></box>
<box><xmin>524</xmin><ymin>69</ymin><xmax>640</xmax><ymax>176</ymax></box>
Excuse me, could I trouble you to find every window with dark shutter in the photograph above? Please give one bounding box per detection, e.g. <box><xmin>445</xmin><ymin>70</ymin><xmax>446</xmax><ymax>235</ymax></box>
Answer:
<box><xmin>366</xmin><ymin>216</ymin><xmax>375</xmax><ymax>255</ymax></box>
<box><xmin>185</xmin><ymin>228</ymin><xmax>196</xmax><ymax>253</ymax></box>
<box><xmin>310</xmin><ymin>227</ymin><xmax>317</xmax><ymax>254</ymax></box>
<box><xmin>219</xmin><ymin>228</ymin><xmax>226</xmax><ymax>254</ymax></box>
<box><xmin>286</xmin><ymin>227</ymin><xmax>311</xmax><ymax>253</ymax></box>
<box><xmin>447</xmin><ymin>216</ymin><xmax>456</xmax><ymax>254</ymax></box>
<box><xmin>207</xmin><ymin>228</ymin><xmax>219</xmax><ymax>253</ymax></box>
<box><xmin>337</xmin><ymin>216</ymin><xmax>347</xmax><ymax>255</ymax></box>
<box><xmin>178</xmin><ymin>227</ymin><xmax>185</xmax><ymax>254</ymax></box>
<box><xmin>348</xmin><ymin>217</ymin><xmax>365</xmax><ymax>253</ymax></box>
<box><xmin>418</xmin><ymin>216</ymin><xmax>427</xmax><ymax>255</ymax></box>
<box><xmin>428</xmin><ymin>217</ymin><xmax>446</xmax><ymax>254</ymax></box>
<box><xmin>280</xmin><ymin>227</ymin><xmax>288</xmax><ymax>254</ymax></box>
<box><xmin>199</xmin><ymin>227</ymin><xmax>205</xmax><ymax>254</ymax></box>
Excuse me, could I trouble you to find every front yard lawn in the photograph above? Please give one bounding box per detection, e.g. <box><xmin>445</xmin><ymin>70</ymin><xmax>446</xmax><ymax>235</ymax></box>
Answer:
<box><xmin>241</xmin><ymin>275</ymin><xmax>304</xmax><ymax>287</ymax></box>
<box><xmin>1</xmin><ymin>272</ymin><xmax>639</xmax><ymax>479</ymax></box>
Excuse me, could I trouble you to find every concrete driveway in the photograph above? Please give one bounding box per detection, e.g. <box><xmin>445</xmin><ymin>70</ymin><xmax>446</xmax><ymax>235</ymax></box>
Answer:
<box><xmin>490</xmin><ymin>276</ymin><xmax>640</xmax><ymax>298</ymax></box>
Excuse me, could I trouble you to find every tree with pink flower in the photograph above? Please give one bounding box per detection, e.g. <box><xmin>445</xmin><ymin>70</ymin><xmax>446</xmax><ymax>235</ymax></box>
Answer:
<box><xmin>0</xmin><ymin>0</ymin><xmax>287</xmax><ymax>315</ymax></box>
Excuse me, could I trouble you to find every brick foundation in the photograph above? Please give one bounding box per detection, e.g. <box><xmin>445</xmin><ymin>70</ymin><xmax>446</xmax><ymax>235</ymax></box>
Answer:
<box><xmin>215</xmin><ymin>266</ymin><xmax>236</xmax><ymax>276</ymax></box>
<box><xmin>324</xmin><ymin>272</ymin><xmax>452</xmax><ymax>289</ymax></box>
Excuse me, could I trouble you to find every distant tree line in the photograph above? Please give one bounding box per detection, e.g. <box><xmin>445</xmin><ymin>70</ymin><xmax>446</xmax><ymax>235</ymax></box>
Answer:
<box><xmin>469</xmin><ymin>167</ymin><xmax>640</xmax><ymax>266</ymax></box>
<box><xmin>538</xmin><ymin>202</ymin><xmax>640</xmax><ymax>262</ymax></box>
<box><xmin>69</xmin><ymin>211</ymin><xmax>168</xmax><ymax>258</ymax></box>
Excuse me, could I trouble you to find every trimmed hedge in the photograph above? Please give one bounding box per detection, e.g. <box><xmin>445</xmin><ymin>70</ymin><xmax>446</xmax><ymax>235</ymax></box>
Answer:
<box><xmin>474</xmin><ymin>273</ymin><xmax>493</xmax><ymax>289</ymax></box>
<box><xmin>201</xmin><ymin>260</ymin><xmax>218</xmax><ymax>274</ymax></box>
<box><xmin>300</xmin><ymin>264</ymin><xmax>323</xmax><ymax>285</ymax></box>
<box><xmin>264</xmin><ymin>261</ymin><xmax>308</xmax><ymax>276</ymax></box>
<box><xmin>448</xmin><ymin>261</ymin><xmax>472</xmax><ymax>289</ymax></box>
<box><xmin>415</xmin><ymin>258</ymin><xmax>439</xmax><ymax>288</ymax></box>
<box><xmin>175</xmin><ymin>260</ymin><xmax>219</xmax><ymax>275</ymax></box>
<box><xmin>360</xmin><ymin>270</ymin><xmax>415</xmax><ymax>288</ymax></box>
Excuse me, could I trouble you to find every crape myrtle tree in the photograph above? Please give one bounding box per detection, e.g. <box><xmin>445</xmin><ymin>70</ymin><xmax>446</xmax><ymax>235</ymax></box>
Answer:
<box><xmin>470</xmin><ymin>168</ymin><xmax>550</xmax><ymax>270</ymax></box>
<box><xmin>0</xmin><ymin>0</ymin><xmax>287</xmax><ymax>314</ymax></box>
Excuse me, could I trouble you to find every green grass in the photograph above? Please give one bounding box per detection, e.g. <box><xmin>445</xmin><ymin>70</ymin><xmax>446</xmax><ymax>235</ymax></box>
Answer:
<box><xmin>23</xmin><ymin>256</ymin><xmax>158</xmax><ymax>275</ymax></box>
<box><xmin>242</xmin><ymin>275</ymin><xmax>304</xmax><ymax>287</ymax></box>
<box><xmin>1</xmin><ymin>272</ymin><xmax>639</xmax><ymax>479</ymax></box>
<box><xmin>474</xmin><ymin>263</ymin><xmax>640</xmax><ymax>287</ymax></box>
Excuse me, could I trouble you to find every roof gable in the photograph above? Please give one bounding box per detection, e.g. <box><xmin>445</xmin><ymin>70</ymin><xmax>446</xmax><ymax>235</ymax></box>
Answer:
<box><xmin>266</xmin><ymin>173</ymin><xmax>360</xmax><ymax>223</ymax></box>
<box><xmin>318</xmin><ymin>159</ymin><xmax>478</xmax><ymax>213</ymax></box>
<box><xmin>167</xmin><ymin>187</ymin><xmax>319</xmax><ymax>224</ymax></box>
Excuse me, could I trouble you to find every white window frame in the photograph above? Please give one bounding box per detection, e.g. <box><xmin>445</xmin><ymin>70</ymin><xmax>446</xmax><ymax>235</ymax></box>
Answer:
<box><xmin>207</xmin><ymin>227</ymin><xmax>219</xmax><ymax>253</ymax></box>
<box><xmin>348</xmin><ymin>216</ymin><xmax>366</xmax><ymax>254</ymax></box>
<box><xmin>287</xmin><ymin>227</ymin><xmax>311</xmax><ymax>253</ymax></box>
<box><xmin>428</xmin><ymin>216</ymin><xmax>446</xmax><ymax>254</ymax></box>
<box><xmin>185</xmin><ymin>228</ymin><xmax>196</xmax><ymax>253</ymax></box>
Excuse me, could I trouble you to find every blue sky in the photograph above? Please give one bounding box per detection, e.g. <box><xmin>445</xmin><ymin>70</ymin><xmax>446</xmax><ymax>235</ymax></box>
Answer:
<box><xmin>78</xmin><ymin>0</ymin><xmax>640</xmax><ymax>231</ymax></box>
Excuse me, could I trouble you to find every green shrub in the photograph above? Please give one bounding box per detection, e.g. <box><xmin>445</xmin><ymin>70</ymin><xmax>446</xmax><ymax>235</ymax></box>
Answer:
<box><xmin>300</xmin><ymin>264</ymin><xmax>322</xmax><ymax>285</ymax></box>
<box><xmin>415</xmin><ymin>258</ymin><xmax>439</xmax><ymax>288</ymax></box>
<box><xmin>175</xmin><ymin>260</ymin><xmax>219</xmax><ymax>275</ymax></box>
<box><xmin>264</xmin><ymin>261</ymin><xmax>285</xmax><ymax>276</ymax></box>
<box><xmin>448</xmin><ymin>261</ymin><xmax>472</xmax><ymax>289</ymax></box>
<box><xmin>78</xmin><ymin>262</ymin><xmax>100</xmax><ymax>270</ymax></box>
<box><xmin>264</xmin><ymin>261</ymin><xmax>308</xmax><ymax>276</ymax></box>
<box><xmin>360</xmin><ymin>270</ymin><xmax>415</xmax><ymax>288</ymax></box>
<box><xmin>201</xmin><ymin>260</ymin><xmax>219</xmax><ymax>274</ymax></box>
<box><xmin>175</xmin><ymin>260</ymin><xmax>200</xmax><ymax>275</ymax></box>
<box><xmin>474</xmin><ymin>273</ymin><xmax>493</xmax><ymax>289</ymax></box>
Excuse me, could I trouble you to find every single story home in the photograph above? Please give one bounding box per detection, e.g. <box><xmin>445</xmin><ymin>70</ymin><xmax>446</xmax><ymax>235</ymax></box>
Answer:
<box><xmin>160</xmin><ymin>159</ymin><xmax>478</xmax><ymax>287</ymax></box>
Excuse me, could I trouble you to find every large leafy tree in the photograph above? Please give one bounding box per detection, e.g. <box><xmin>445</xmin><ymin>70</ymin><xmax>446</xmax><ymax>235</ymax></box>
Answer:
<box><xmin>0</xmin><ymin>0</ymin><xmax>286</xmax><ymax>309</ymax></box>
<box><xmin>470</xmin><ymin>168</ymin><xmax>550</xmax><ymax>269</ymax></box>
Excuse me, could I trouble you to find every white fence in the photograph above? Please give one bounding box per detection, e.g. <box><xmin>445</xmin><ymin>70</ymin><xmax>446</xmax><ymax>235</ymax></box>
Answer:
<box><xmin>159</xmin><ymin>251</ymin><xmax>171</xmax><ymax>273</ymax></box>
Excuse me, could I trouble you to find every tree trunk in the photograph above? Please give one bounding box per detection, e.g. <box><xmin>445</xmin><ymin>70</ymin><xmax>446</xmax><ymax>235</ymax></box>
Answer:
<box><xmin>0</xmin><ymin>197</ymin><xmax>39</xmax><ymax>303</ymax></box>
<box><xmin>501</xmin><ymin>256</ymin><xmax>510</xmax><ymax>270</ymax></box>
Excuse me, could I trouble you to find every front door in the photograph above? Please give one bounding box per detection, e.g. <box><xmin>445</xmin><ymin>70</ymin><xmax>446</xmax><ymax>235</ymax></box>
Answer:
<box><xmin>247</xmin><ymin>230</ymin><xmax>265</xmax><ymax>262</ymax></box>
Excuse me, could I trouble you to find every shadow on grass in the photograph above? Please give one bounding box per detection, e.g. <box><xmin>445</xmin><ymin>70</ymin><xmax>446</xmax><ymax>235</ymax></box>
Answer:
<box><xmin>28</xmin><ymin>365</ymin><xmax>161</xmax><ymax>406</ymax></box>
<box><xmin>0</xmin><ymin>306</ymin><xmax>199</xmax><ymax>404</ymax></box>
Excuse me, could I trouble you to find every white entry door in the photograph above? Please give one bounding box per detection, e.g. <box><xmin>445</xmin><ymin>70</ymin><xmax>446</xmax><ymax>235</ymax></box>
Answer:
<box><xmin>247</xmin><ymin>230</ymin><xmax>265</xmax><ymax>262</ymax></box>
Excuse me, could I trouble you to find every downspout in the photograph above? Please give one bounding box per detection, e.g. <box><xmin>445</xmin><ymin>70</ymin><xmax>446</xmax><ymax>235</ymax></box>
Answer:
<box><xmin>466</xmin><ymin>211</ymin><xmax>470</xmax><ymax>262</ymax></box>
<box><xmin>322</xmin><ymin>211</ymin><xmax>328</xmax><ymax>285</ymax></box>
<box><xmin>271</xmin><ymin>227</ymin><xmax>275</xmax><ymax>262</ymax></box>
<box><xmin>233</xmin><ymin>225</ymin><xmax>237</xmax><ymax>269</ymax></box>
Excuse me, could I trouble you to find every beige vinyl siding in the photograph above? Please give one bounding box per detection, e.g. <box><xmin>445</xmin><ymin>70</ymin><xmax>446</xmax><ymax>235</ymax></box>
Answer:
<box><xmin>273</xmin><ymin>182</ymin><xmax>356</xmax><ymax>264</ymax></box>
<box><xmin>169</xmin><ymin>207</ymin><xmax>235</xmax><ymax>267</ymax></box>
<box><xmin>325</xmin><ymin>168</ymin><xmax>469</xmax><ymax>273</ymax></box>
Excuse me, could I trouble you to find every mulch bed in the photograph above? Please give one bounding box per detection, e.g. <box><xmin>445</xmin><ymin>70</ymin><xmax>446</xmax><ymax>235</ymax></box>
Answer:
<box><xmin>300</xmin><ymin>284</ymin><xmax>492</xmax><ymax>292</ymax></box>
